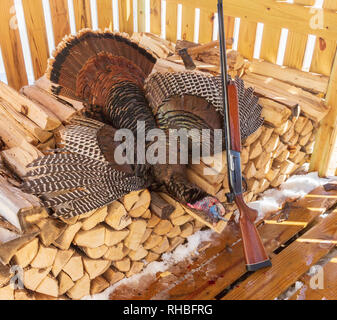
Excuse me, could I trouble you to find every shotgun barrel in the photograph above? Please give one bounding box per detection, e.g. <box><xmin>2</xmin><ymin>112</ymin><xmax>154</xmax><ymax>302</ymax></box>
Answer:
<box><xmin>217</xmin><ymin>0</ymin><xmax>272</xmax><ymax>272</ymax></box>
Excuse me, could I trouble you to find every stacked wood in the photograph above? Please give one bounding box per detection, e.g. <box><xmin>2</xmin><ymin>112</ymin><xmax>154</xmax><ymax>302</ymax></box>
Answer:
<box><xmin>0</xmin><ymin>34</ymin><xmax>324</xmax><ymax>300</ymax></box>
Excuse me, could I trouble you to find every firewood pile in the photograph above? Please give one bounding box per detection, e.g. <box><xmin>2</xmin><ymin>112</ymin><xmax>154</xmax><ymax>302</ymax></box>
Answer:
<box><xmin>0</xmin><ymin>32</ymin><xmax>330</xmax><ymax>300</ymax></box>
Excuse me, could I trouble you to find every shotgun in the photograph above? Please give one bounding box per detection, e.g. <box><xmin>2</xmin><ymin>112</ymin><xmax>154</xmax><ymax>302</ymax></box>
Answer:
<box><xmin>217</xmin><ymin>0</ymin><xmax>272</xmax><ymax>271</ymax></box>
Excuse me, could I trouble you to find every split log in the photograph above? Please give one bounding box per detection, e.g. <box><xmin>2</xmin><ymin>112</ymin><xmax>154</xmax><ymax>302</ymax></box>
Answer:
<box><xmin>66</xmin><ymin>273</ymin><xmax>90</xmax><ymax>300</ymax></box>
<box><xmin>23</xmin><ymin>267</ymin><xmax>51</xmax><ymax>291</ymax></box>
<box><xmin>21</xmin><ymin>85</ymin><xmax>77</xmax><ymax>123</ymax></box>
<box><xmin>35</xmin><ymin>275</ymin><xmax>59</xmax><ymax>298</ymax></box>
<box><xmin>124</xmin><ymin>220</ymin><xmax>147</xmax><ymax>250</ymax></box>
<box><xmin>54</xmin><ymin>222</ymin><xmax>83</xmax><ymax>250</ymax></box>
<box><xmin>105</xmin><ymin>201</ymin><xmax>131</xmax><ymax>231</ymax></box>
<box><xmin>0</xmin><ymin>231</ymin><xmax>39</xmax><ymax>265</ymax></box>
<box><xmin>30</xmin><ymin>245</ymin><xmax>57</xmax><ymax>269</ymax></box>
<box><xmin>81</xmin><ymin>207</ymin><xmax>108</xmax><ymax>231</ymax></box>
<box><xmin>301</xmin><ymin>120</ymin><xmax>314</xmax><ymax>136</ymax></box>
<box><xmin>140</xmin><ymin>228</ymin><xmax>152</xmax><ymax>244</ymax></box>
<box><xmin>14</xmin><ymin>289</ymin><xmax>35</xmax><ymax>300</ymax></box>
<box><xmin>143</xmin><ymin>234</ymin><xmax>163</xmax><ymax>250</ymax></box>
<box><xmin>102</xmin><ymin>268</ymin><xmax>125</xmax><ymax>285</ymax></box>
<box><xmin>150</xmin><ymin>192</ymin><xmax>175</xmax><ymax>220</ymax></box>
<box><xmin>126</xmin><ymin>261</ymin><xmax>145</xmax><ymax>278</ymax></box>
<box><xmin>249</xmin><ymin>140</ymin><xmax>263</xmax><ymax>159</ymax></box>
<box><xmin>104</xmin><ymin>243</ymin><xmax>130</xmax><ymax>261</ymax></box>
<box><xmin>58</xmin><ymin>271</ymin><xmax>74</xmax><ymax>296</ymax></box>
<box><xmin>114</xmin><ymin>257</ymin><xmax>131</xmax><ymax>273</ymax></box>
<box><xmin>0</xmin><ymin>263</ymin><xmax>11</xmax><ymax>287</ymax></box>
<box><xmin>158</xmin><ymin>193</ymin><xmax>185</xmax><ymax>219</ymax></box>
<box><xmin>153</xmin><ymin>220</ymin><xmax>173</xmax><ymax>236</ymax></box>
<box><xmin>189</xmin><ymin>162</ymin><xmax>225</xmax><ymax>185</ymax></box>
<box><xmin>242</xmin><ymin>73</ymin><xmax>329</xmax><ymax>122</ymax></box>
<box><xmin>270</xmin><ymin>174</ymin><xmax>288</xmax><ymax>188</ymax></box>
<box><xmin>62</xmin><ymin>255</ymin><xmax>84</xmax><ymax>282</ymax></box>
<box><xmin>81</xmin><ymin>245</ymin><xmax>108</xmax><ymax>260</ymax></box>
<box><xmin>299</xmin><ymin>132</ymin><xmax>312</xmax><ymax>146</ymax></box>
<box><xmin>243</xmin><ymin>162</ymin><xmax>257</xmax><ymax>180</ymax></box>
<box><xmin>52</xmin><ymin>249</ymin><xmax>74</xmax><ymax>277</ymax></box>
<box><xmin>12</xmin><ymin>237</ymin><xmax>39</xmax><ymax>268</ymax></box>
<box><xmin>127</xmin><ymin>190</ymin><xmax>151</xmax><ymax>218</ymax></box>
<box><xmin>147</xmin><ymin>214</ymin><xmax>161</xmax><ymax>228</ymax></box>
<box><xmin>274</xmin><ymin>120</ymin><xmax>293</xmax><ymax>136</ymax></box>
<box><xmin>145</xmin><ymin>252</ymin><xmax>160</xmax><ymax>263</ymax></box>
<box><xmin>0</xmin><ymin>100</ymin><xmax>53</xmax><ymax>143</ymax></box>
<box><xmin>248</xmin><ymin>59</ymin><xmax>329</xmax><ymax>94</ymax></box>
<box><xmin>105</xmin><ymin>229</ymin><xmax>129</xmax><ymax>247</ymax></box>
<box><xmin>0</xmin><ymin>80</ymin><xmax>61</xmax><ymax>130</ymax></box>
<box><xmin>180</xmin><ymin>223</ymin><xmax>194</xmax><ymax>238</ymax></box>
<box><xmin>142</xmin><ymin>209</ymin><xmax>151</xmax><ymax>219</ymax></box>
<box><xmin>0</xmin><ymin>176</ymin><xmax>41</xmax><ymax>231</ymax></box>
<box><xmin>82</xmin><ymin>257</ymin><xmax>110</xmax><ymax>280</ymax></box>
<box><xmin>186</xmin><ymin>168</ymin><xmax>222</xmax><ymax>196</ymax></box>
<box><xmin>36</xmin><ymin>218</ymin><xmax>67</xmax><ymax>247</ymax></box>
<box><xmin>151</xmin><ymin>237</ymin><xmax>170</xmax><ymax>254</ymax></box>
<box><xmin>128</xmin><ymin>246</ymin><xmax>148</xmax><ymax>261</ymax></box>
<box><xmin>294</xmin><ymin>116</ymin><xmax>309</xmax><ymax>134</ymax></box>
<box><xmin>171</xmin><ymin>214</ymin><xmax>193</xmax><ymax>226</ymax></box>
<box><xmin>264</xmin><ymin>133</ymin><xmax>280</xmax><ymax>153</ymax></box>
<box><xmin>259</xmin><ymin>127</ymin><xmax>274</xmax><ymax>145</ymax></box>
<box><xmin>243</xmin><ymin>126</ymin><xmax>262</xmax><ymax>146</ymax></box>
<box><xmin>260</xmin><ymin>99</ymin><xmax>292</xmax><ymax>128</ymax></box>
<box><xmin>168</xmin><ymin>237</ymin><xmax>185</xmax><ymax>252</ymax></box>
<box><xmin>0</xmin><ymin>284</ymin><xmax>14</xmax><ymax>300</ymax></box>
<box><xmin>166</xmin><ymin>225</ymin><xmax>181</xmax><ymax>238</ymax></box>
<box><xmin>73</xmin><ymin>225</ymin><xmax>105</xmax><ymax>249</ymax></box>
<box><xmin>90</xmin><ymin>276</ymin><xmax>110</xmax><ymax>295</ymax></box>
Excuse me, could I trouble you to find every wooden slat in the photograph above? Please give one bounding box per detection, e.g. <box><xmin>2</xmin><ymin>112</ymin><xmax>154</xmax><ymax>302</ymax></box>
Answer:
<box><xmin>224</xmin><ymin>16</ymin><xmax>235</xmax><ymax>49</ymax></box>
<box><xmin>138</xmin><ymin>0</ymin><xmax>146</xmax><ymax>32</ymax></box>
<box><xmin>165</xmin><ymin>0</ymin><xmax>178</xmax><ymax>43</ymax></box>
<box><xmin>0</xmin><ymin>0</ymin><xmax>28</xmax><ymax>90</ymax></box>
<box><xmin>150</xmin><ymin>0</ymin><xmax>161</xmax><ymax>36</ymax></box>
<box><xmin>237</xmin><ymin>21</ymin><xmax>257</xmax><ymax>60</ymax></box>
<box><xmin>198</xmin><ymin>9</ymin><xmax>214</xmax><ymax>44</ymax></box>
<box><xmin>97</xmin><ymin>0</ymin><xmax>113</xmax><ymax>30</ymax></box>
<box><xmin>73</xmin><ymin>0</ymin><xmax>92</xmax><ymax>31</ymax></box>
<box><xmin>310</xmin><ymin>0</ymin><xmax>337</xmax><ymax>76</ymax></box>
<box><xmin>118</xmin><ymin>0</ymin><xmax>133</xmax><ymax>35</ymax></box>
<box><xmin>49</xmin><ymin>0</ymin><xmax>71</xmax><ymax>46</ymax></box>
<box><xmin>220</xmin><ymin>0</ymin><xmax>337</xmax><ymax>41</ymax></box>
<box><xmin>181</xmin><ymin>3</ymin><xmax>195</xmax><ymax>42</ymax></box>
<box><xmin>310</xmin><ymin>51</ymin><xmax>337</xmax><ymax>176</ymax></box>
<box><xmin>283</xmin><ymin>1</ymin><xmax>309</xmax><ymax>69</ymax></box>
<box><xmin>289</xmin><ymin>251</ymin><xmax>337</xmax><ymax>300</ymax></box>
<box><xmin>21</xmin><ymin>0</ymin><xmax>49</xmax><ymax>80</ymax></box>
<box><xmin>260</xmin><ymin>25</ymin><xmax>282</xmax><ymax>64</ymax></box>
<box><xmin>109</xmin><ymin>184</ymin><xmax>337</xmax><ymax>300</ymax></box>
<box><xmin>223</xmin><ymin>206</ymin><xmax>337</xmax><ymax>300</ymax></box>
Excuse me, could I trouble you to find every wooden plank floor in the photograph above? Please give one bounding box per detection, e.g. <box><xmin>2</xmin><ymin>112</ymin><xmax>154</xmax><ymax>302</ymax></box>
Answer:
<box><xmin>109</xmin><ymin>182</ymin><xmax>337</xmax><ymax>300</ymax></box>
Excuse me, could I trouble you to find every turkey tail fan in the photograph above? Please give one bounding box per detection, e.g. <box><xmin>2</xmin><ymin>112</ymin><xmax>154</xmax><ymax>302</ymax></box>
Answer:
<box><xmin>46</xmin><ymin>28</ymin><xmax>157</xmax><ymax>104</ymax></box>
<box><xmin>145</xmin><ymin>72</ymin><xmax>264</xmax><ymax>146</ymax></box>
<box><xmin>22</xmin><ymin>117</ymin><xmax>146</xmax><ymax>218</ymax></box>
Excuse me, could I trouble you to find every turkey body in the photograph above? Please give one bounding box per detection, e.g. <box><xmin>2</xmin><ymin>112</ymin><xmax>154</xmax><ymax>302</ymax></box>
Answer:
<box><xmin>22</xmin><ymin>29</ymin><xmax>263</xmax><ymax>221</ymax></box>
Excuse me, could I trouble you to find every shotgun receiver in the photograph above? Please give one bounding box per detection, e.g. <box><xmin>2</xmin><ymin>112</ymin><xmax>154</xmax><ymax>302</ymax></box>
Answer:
<box><xmin>217</xmin><ymin>0</ymin><xmax>272</xmax><ymax>272</ymax></box>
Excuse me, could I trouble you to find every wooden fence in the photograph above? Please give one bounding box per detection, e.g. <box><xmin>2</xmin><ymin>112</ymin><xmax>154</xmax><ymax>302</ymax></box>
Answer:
<box><xmin>0</xmin><ymin>0</ymin><xmax>336</xmax><ymax>175</ymax></box>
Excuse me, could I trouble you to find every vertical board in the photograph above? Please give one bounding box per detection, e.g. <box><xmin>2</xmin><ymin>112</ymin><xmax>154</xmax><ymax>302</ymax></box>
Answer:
<box><xmin>282</xmin><ymin>1</ymin><xmax>309</xmax><ymax>69</ymax></box>
<box><xmin>73</xmin><ymin>0</ymin><xmax>92</xmax><ymax>31</ymax></box>
<box><xmin>138</xmin><ymin>0</ymin><xmax>146</xmax><ymax>32</ymax></box>
<box><xmin>237</xmin><ymin>21</ymin><xmax>257</xmax><ymax>60</ymax></box>
<box><xmin>49</xmin><ymin>0</ymin><xmax>71</xmax><ymax>45</ymax></box>
<box><xmin>118</xmin><ymin>0</ymin><xmax>134</xmax><ymax>35</ymax></box>
<box><xmin>198</xmin><ymin>8</ymin><xmax>214</xmax><ymax>44</ymax></box>
<box><xmin>0</xmin><ymin>0</ymin><xmax>28</xmax><ymax>89</ymax></box>
<box><xmin>21</xmin><ymin>0</ymin><xmax>50</xmax><ymax>80</ymax></box>
<box><xmin>97</xmin><ymin>0</ymin><xmax>114</xmax><ymax>30</ymax></box>
<box><xmin>181</xmin><ymin>3</ymin><xmax>195</xmax><ymax>42</ymax></box>
<box><xmin>260</xmin><ymin>26</ymin><xmax>282</xmax><ymax>64</ymax></box>
<box><xmin>165</xmin><ymin>0</ymin><xmax>178</xmax><ymax>43</ymax></box>
<box><xmin>310</xmin><ymin>0</ymin><xmax>337</xmax><ymax>76</ymax></box>
<box><xmin>224</xmin><ymin>16</ymin><xmax>235</xmax><ymax>48</ymax></box>
<box><xmin>150</xmin><ymin>0</ymin><xmax>161</xmax><ymax>36</ymax></box>
<box><xmin>310</xmin><ymin>51</ymin><xmax>337</xmax><ymax>176</ymax></box>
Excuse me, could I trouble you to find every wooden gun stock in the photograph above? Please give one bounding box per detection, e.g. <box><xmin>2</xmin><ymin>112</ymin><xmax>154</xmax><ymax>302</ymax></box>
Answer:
<box><xmin>235</xmin><ymin>195</ymin><xmax>271</xmax><ymax>271</ymax></box>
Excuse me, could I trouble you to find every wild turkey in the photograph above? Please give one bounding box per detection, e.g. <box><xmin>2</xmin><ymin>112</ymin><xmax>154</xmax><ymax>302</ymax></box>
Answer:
<box><xmin>22</xmin><ymin>29</ymin><xmax>263</xmax><ymax>224</ymax></box>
